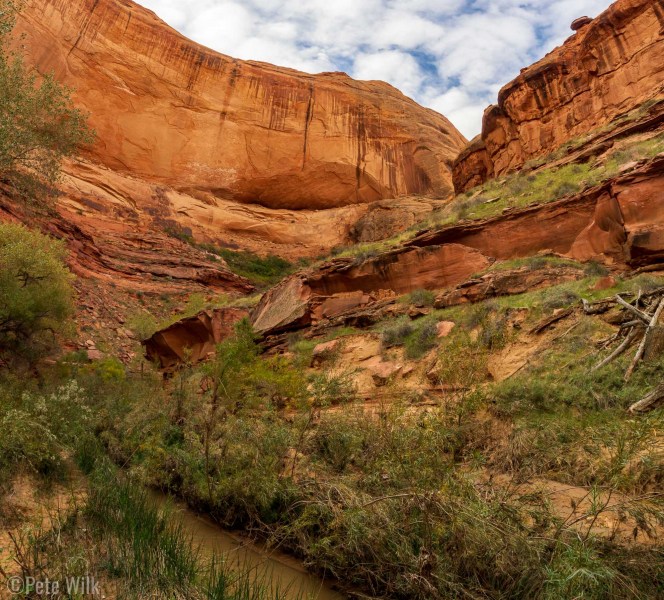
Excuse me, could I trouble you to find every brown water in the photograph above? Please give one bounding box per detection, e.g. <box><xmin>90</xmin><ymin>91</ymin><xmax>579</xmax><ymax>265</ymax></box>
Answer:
<box><xmin>151</xmin><ymin>492</ymin><xmax>346</xmax><ymax>600</ymax></box>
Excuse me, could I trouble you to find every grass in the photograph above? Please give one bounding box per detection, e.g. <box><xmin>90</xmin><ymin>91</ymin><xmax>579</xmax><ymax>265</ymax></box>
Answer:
<box><xmin>1</xmin><ymin>462</ymin><xmax>300</xmax><ymax>599</ymax></box>
<box><xmin>472</xmin><ymin>255</ymin><xmax>586</xmax><ymax>277</ymax></box>
<box><xmin>85</xmin><ymin>466</ymin><xmax>200</xmax><ymax>597</ymax></box>
<box><xmin>0</xmin><ymin>381</ymin><xmax>303</xmax><ymax>600</ymax></box>
<box><xmin>165</xmin><ymin>226</ymin><xmax>293</xmax><ymax>289</ymax></box>
<box><xmin>310</xmin><ymin>129</ymin><xmax>664</xmax><ymax>271</ymax></box>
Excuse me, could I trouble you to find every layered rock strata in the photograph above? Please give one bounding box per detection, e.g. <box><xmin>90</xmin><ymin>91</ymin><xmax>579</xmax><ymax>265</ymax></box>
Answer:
<box><xmin>453</xmin><ymin>0</ymin><xmax>664</xmax><ymax>192</ymax></box>
<box><xmin>252</xmin><ymin>155</ymin><xmax>664</xmax><ymax>337</ymax></box>
<box><xmin>17</xmin><ymin>0</ymin><xmax>466</xmax><ymax>211</ymax></box>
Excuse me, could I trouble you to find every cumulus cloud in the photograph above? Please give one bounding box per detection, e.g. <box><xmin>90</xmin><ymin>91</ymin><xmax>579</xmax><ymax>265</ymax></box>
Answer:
<box><xmin>136</xmin><ymin>0</ymin><xmax>612</xmax><ymax>138</ymax></box>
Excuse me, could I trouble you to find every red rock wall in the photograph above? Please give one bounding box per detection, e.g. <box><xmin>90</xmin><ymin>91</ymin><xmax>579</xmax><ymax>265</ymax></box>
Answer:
<box><xmin>16</xmin><ymin>0</ymin><xmax>466</xmax><ymax>210</ymax></box>
<box><xmin>453</xmin><ymin>0</ymin><xmax>664</xmax><ymax>192</ymax></box>
<box><xmin>451</xmin><ymin>136</ymin><xmax>494</xmax><ymax>194</ymax></box>
<box><xmin>253</xmin><ymin>156</ymin><xmax>664</xmax><ymax>336</ymax></box>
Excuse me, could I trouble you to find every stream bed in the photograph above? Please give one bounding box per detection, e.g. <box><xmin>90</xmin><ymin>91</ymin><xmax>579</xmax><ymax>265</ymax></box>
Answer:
<box><xmin>150</xmin><ymin>492</ymin><xmax>347</xmax><ymax>600</ymax></box>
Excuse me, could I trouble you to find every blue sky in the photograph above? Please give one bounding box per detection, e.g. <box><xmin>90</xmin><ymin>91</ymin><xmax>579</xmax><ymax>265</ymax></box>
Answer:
<box><xmin>135</xmin><ymin>0</ymin><xmax>612</xmax><ymax>138</ymax></box>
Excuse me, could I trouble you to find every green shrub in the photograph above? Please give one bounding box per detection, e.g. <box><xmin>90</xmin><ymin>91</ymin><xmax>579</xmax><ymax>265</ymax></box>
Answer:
<box><xmin>127</xmin><ymin>310</ymin><xmax>158</xmax><ymax>341</ymax></box>
<box><xmin>0</xmin><ymin>380</ymin><xmax>90</xmax><ymax>480</ymax></box>
<box><xmin>381</xmin><ymin>316</ymin><xmax>415</xmax><ymax>348</ymax></box>
<box><xmin>214</xmin><ymin>247</ymin><xmax>292</xmax><ymax>287</ymax></box>
<box><xmin>0</xmin><ymin>223</ymin><xmax>74</xmax><ymax>358</ymax></box>
<box><xmin>552</xmin><ymin>180</ymin><xmax>581</xmax><ymax>198</ymax></box>
<box><xmin>405</xmin><ymin>319</ymin><xmax>438</xmax><ymax>358</ymax></box>
<box><xmin>408</xmin><ymin>288</ymin><xmax>435</xmax><ymax>307</ymax></box>
<box><xmin>309</xmin><ymin>371</ymin><xmax>358</xmax><ymax>406</ymax></box>
<box><xmin>461</xmin><ymin>301</ymin><xmax>509</xmax><ymax>350</ymax></box>
<box><xmin>88</xmin><ymin>357</ymin><xmax>126</xmax><ymax>381</ymax></box>
<box><xmin>541</xmin><ymin>287</ymin><xmax>580</xmax><ymax>310</ymax></box>
<box><xmin>584</xmin><ymin>261</ymin><xmax>610</xmax><ymax>277</ymax></box>
<box><xmin>313</xmin><ymin>418</ymin><xmax>364</xmax><ymax>472</ymax></box>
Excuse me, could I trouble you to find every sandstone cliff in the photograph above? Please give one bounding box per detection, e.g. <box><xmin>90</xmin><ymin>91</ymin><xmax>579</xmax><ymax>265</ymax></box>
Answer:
<box><xmin>453</xmin><ymin>0</ymin><xmax>664</xmax><ymax>192</ymax></box>
<box><xmin>252</xmin><ymin>153</ymin><xmax>664</xmax><ymax>337</ymax></box>
<box><xmin>16</xmin><ymin>0</ymin><xmax>465</xmax><ymax>211</ymax></box>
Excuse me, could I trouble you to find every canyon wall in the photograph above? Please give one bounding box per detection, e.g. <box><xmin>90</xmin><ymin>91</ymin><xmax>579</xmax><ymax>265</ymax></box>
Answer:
<box><xmin>453</xmin><ymin>0</ymin><xmax>664</xmax><ymax>192</ymax></box>
<box><xmin>253</xmin><ymin>155</ymin><xmax>664</xmax><ymax>336</ymax></box>
<box><xmin>16</xmin><ymin>0</ymin><xmax>466</xmax><ymax>210</ymax></box>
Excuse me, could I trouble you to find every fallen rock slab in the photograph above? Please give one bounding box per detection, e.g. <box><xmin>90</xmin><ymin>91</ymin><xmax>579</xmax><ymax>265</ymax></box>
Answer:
<box><xmin>436</xmin><ymin>321</ymin><xmax>456</xmax><ymax>338</ymax></box>
<box><xmin>144</xmin><ymin>308</ymin><xmax>249</xmax><ymax>372</ymax></box>
<box><xmin>369</xmin><ymin>361</ymin><xmax>403</xmax><ymax>386</ymax></box>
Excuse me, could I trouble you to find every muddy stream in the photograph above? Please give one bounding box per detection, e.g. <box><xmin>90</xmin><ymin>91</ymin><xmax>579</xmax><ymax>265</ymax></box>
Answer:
<box><xmin>150</xmin><ymin>492</ymin><xmax>347</xmax><ymax>600</ymax></box>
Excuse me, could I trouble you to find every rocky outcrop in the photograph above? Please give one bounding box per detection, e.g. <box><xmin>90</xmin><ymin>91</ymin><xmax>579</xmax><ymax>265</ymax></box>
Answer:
<box><xmin>251</xmin><ymin>244</ymin><xmax>491</xmax><ymax>335</ymax></box>
<box><xmin>452</xmin><ymin>136</ymin><xmax>494</xmax><ymax>195</ymax></box>
<box><xmin>453</xmin><ymin>0</ymin><xmax>664</xmax><ymax>192</ymax></box>
<box><xmin>143</xmin><ymin>308</ymin><xmax>249</xmax><ymax>372</ymax></box>
<box><xmin>413</xmin><ymin>156</ymin><xmax>664</xmax><ymax>266</ymax></box>
<box><xmin>0</xmin><ymin>189</ymin><xmax>253</xmax><ymax>295</ymax></box>
<box><xmin>348</xmin><ymin>197</ymin><xmax>447</xmax><ymax>244</ymax></box>
<box><xmin>252</xmin><ymin>155</ymin><xmax>664</xmax><ymax>336</ymax></box>
<box><xmin>434</xmin><ymin>265</ymin><xmax>585</xmax><ymax>308</ymax></box>
<box><xmin>16</xmin><ymin>0</ymin><xmax>465</xmax><ymax>212</ymax></box>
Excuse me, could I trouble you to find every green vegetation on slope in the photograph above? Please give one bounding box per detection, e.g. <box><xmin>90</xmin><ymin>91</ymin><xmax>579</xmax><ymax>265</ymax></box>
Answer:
<box><xmin>1</xmin><ymin>269</ymin><xmax>663</xmax><ymax>598</ymax></box>
<box><xmin>455</xmin><ymin>132</ymin><xmax>664</xmax><ymax>223</ymax></box>
<box><xmin>323</xmin><ymin>128</ymin><xmax>664</xmax><ymax>267</ymax></box>
<box><xmin>165</xmin><ymin>225</ymin><xmax>294</xmax><ymax>289</ymax></box>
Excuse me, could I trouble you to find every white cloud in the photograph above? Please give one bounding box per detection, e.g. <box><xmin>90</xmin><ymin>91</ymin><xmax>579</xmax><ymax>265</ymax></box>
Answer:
<box><xmin>353</xmin><ymin>51</ymin><xmax>425</xmax><ymax>98</ymax></box>
<box><xmin>135</xmin><ymin>0</ymin><xmax>613</xmax><ymax>138</ymax></box>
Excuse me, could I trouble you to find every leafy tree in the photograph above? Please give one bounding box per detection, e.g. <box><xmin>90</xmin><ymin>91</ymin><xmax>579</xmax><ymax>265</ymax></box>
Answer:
<box><xmin>0</xmin><ymin>222</ymin><xmax>73</xmax><ymax>356</ymax></box>
<box><xmin>0</xmin><ymin>0</ymin><xmax>93</xmax><ymax>200</ymax></box>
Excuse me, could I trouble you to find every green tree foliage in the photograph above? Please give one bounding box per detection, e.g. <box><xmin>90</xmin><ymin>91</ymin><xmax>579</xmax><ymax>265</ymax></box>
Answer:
<box><xmin>0</xmin><ymin>222</ymin><xmax>73</xmax><ymax>355</ymax></box>
<box><xmin>0</xmin><ymin>0</ymin><xmax>93</xmax><ymax>200</ymax></box>
<box><xmin>202</xmin><ymin>318</ymin><xmax>307</xmax><ymax>413</ymax></box>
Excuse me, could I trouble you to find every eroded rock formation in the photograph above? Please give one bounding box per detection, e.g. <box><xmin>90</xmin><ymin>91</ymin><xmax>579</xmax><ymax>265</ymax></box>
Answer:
<box><xmin>453</xmin><ymin>0</ymin><xmax>664</xmax><ymax>192</ymax></box>
<box><xmin>434</xmin><ymin>266</ymin><xmax>585</xmax><ymax>308</ymax></box>
<box><xmin>143</xmin><ymin>308</ymin><xmax>249</xmax><ymax>372</ymax></box>
<box><xmin>0</xmin><ymin>189</ymin><xmax>254</xmax><ymax>295</ymax></box>
<box><xmin>16</xmin><ymin>0</ymin><xmax>465</xmax><ymax>212</ymax></box>
<box><xmin>54</xmin><ymin>159</ymin><xmax>447</xmax><ymax>261</ymax></box>
<box><xmin>252</xmin><ymin>155</ymin><xmax>664</xmax><ymax>337</ymax></box>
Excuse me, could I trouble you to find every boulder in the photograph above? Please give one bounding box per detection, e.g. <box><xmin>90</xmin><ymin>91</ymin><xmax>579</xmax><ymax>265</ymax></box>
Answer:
<box><xmin>143</xmin><ymin>308</ymin><xmax>249</xmax><ymax>372</ymax></box>
<box><xmin>369</xmin><ymin>361</ymin><xmax>403</xmax><ymax>386</ymax></box>
<box><xmin>436</xmin><ymin>321</ymin><xmax>456</xmax><ymax>338</ymax></box>
<box><xmin>571</xmin><ymin>16</ymin><xmax>593</xmax><ymax>31</ymax></box>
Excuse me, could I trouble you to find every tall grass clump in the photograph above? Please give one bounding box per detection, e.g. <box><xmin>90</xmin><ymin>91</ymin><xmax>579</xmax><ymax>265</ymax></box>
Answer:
<box><xmin>85</xmin><ymin>465</ymin><xmax>199</xmax><ymax>597</ymax></box>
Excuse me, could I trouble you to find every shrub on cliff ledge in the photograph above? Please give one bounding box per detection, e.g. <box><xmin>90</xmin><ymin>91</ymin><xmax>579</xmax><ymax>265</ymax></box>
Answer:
<box><xmin>0</xmin><ymin>223</ymin><xmax>73</xmax><ymax>358</ymax></box>
<box><xmin>0</xmin><ymin>0</ymin><xmax>93</xmax><ymax>200</ymax></box>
